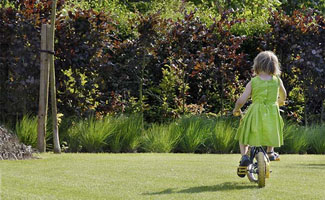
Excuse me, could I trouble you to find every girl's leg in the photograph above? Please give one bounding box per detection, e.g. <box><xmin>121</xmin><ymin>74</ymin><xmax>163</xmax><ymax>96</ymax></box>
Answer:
<box><xmin>267</xmin><ymin>146</ymin><xmax>280</xmax><ymax>161</ymax></box>
<box><xmin>239</xmin><ymin>142</ymin><xmax>249</xmax><ymax>156</ymax></box>
<box><xmin>238</xmin><ymin>142</ymin><xmax>250</xmax><ymax>177</ymax></box>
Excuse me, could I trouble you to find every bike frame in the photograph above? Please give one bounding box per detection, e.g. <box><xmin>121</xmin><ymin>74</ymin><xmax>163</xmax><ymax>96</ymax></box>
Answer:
<box><xmin>249</xmin><ymin>146</ymin><xmax>270</xmax><ymax>164</ymax></box>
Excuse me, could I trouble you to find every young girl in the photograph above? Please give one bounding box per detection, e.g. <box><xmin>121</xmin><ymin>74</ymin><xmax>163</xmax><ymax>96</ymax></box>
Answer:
<box><xmin>232</xmin><ymin>51</ymin><xmax>287</xmax><ymax>177</ymax></box>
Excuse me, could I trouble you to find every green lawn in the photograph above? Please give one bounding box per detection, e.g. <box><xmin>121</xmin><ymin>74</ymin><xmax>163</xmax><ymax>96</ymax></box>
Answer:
<box><xmin>1</xmin><ymin>153</ymin><xmax>325</xmax><ymax>200</ymax></box>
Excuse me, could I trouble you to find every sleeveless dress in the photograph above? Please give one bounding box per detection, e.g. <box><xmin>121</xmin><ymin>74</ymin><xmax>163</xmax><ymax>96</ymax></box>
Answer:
<box><xmin>235</xmin><ymin>76</ymin><xmax>284</xmax><ymax>147</ymax></box>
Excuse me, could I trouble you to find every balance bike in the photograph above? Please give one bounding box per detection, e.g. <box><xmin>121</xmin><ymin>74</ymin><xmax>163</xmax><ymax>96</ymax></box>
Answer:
<box><xmin>237</xmin><ymin>146</ymin><xmax>271</xmax><ymax>188</ymax></box>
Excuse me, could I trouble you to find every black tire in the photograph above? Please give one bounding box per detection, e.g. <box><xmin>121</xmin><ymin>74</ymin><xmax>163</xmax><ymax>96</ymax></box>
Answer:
<box><xmin>257</xmin><ymin>152</ymin><xmax>266</xmax><ymax>188</ymax></box>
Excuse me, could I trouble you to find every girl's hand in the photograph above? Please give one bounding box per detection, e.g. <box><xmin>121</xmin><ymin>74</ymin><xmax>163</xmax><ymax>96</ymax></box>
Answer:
<box><xmin>233</xmin><ymin>109</ymin><xmax>242</xmax><ymax>117</ymax></box>
<box><xmin>278</xmin><ymin>100</ymin><xmax>286</xmax><ymax>106</ymax></box>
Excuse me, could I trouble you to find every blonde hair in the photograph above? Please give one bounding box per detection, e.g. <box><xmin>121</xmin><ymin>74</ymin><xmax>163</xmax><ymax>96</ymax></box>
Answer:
<box><xmin>253</xmin><ymin>51</ymin><xmax>281</xmax><ymax>75</ymax></box>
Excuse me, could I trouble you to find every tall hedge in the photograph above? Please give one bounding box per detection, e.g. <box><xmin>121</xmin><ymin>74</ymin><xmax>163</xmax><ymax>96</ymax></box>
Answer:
<box><xmin>0</xmin><ymin>8</ymin><xmax>40</xmax><ymax>122</ymax></box>
<box><xmin>0</xmin><ymin>2</ymin><xmax>324</xmax><ymax>124</ymax></box>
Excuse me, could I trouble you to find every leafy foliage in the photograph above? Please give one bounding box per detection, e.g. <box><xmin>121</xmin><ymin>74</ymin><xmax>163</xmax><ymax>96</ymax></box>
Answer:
<box><xmin>261</xmin><ymin>9</ymin><xmax>325</xmax><ymax>124</ymax></box>
<box><xmin>280</xmin><ymin>0</ymin><xmax>325</xmax><ymax>14</ymax></box>
<box><xmin>0</xmin><ymin>7</ymin><xmax>40</xmax><ymax>122</ymax></box>
<box><xmin>55</xmin><ymin>8</ymin><xmax>118</xmax><ymax>117</ymax></box>
<box><xmin>1</xmin><ymin>2</ymin><xmax>325</xmax><ymax>125</ymax></box>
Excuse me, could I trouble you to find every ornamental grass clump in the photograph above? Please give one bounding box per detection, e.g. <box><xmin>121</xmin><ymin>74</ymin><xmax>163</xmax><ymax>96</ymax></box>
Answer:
<box><xmin>306</xmin><ymin>124</ymin><xmax>325</xmax><ymax>154</ymax></box>
<box><xmin>207</xmin><ymin>118</ymin><xmax>237</xmax><ymax>153</ymax></box>
<box><xmin>15</xmin><ymin>115</ymin><xmax>38</xmax><ymax>148</ymax></box>
<box><xmin>280</xmin><ymin>121</ymin><xmax>308</xmax><ymax>154</ymax></box>
<box><xmin>174</xmin><ymin>116</ymin><xmax>210</xmax><ymax>153</ymax></box>
<box><xmin>107</xmin><ymin>114</ymin><xmax>143</xmax><ymax>153</ymax></box>
<box><xmin>67</xmin><ymin>116</ymin><xmax>115</xmax><ymax>152</ymax></box>
<box><xmin>80</xmin><ymin>116</ymin><xmax>115</xmax><ymax>153</ymax></box>
<box><xmin>141</xmin><ymin>123</ymin><xmax>181</xmax><ymax>153</ymax></box>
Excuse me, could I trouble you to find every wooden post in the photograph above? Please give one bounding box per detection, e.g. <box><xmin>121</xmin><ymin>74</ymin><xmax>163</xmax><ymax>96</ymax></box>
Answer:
<box><xmin>139</xmin><ymin>51</ymin><xmax>145</xmax><ymax>130</ymax></box>
<box><xmin>49</xmin><ymin>0</ymin><xmax>61</xmax><ymax>154</ymax></box>
<box><xmin>37</xmin><ymin>24</ymin><xmax>50</xmax><ymax>153</ymax></box>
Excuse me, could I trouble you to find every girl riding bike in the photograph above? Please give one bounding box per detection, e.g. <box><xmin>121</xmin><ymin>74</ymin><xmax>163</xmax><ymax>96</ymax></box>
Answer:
<box><xmin>233</xmin><ymin>51</ymin><xmax>287</xmax><ymax>178</ymax></box>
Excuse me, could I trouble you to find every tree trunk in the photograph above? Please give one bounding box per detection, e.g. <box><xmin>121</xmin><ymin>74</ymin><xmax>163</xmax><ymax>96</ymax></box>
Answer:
<box><xmin>49</xmin><ymin>0</ymin><xmax>61</xmax><ymax>154</ymax></box>
<box><xmin>37</xmin><ymin>24</ymin><xmax>50</xmax><ymax>153</ymax></box>
<box><xmin>139</xmin><ymin>51</ymin><xmax>145</xmax><ymax>129</ymax></box>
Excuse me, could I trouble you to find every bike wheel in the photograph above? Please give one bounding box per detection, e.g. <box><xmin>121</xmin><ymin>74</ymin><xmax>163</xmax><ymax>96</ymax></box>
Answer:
<box><xmin>257</xmin><ymin>152</ymin><xmax>266</xmax><ymax>188</ymax></box>
<box><xmin>265</xmin><ymin>161</ymin><xmax>270</xmax><ymax>178</ymax></box>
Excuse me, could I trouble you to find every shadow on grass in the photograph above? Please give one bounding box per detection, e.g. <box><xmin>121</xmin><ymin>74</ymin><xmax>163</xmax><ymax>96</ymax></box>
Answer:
<box><xmin>143</xmin><ymin>182</ymin><xmax>256</xmax><ymax>195</ymax></box>
<box><xmin>297</xmin><ymin>164</ymin><xmax>325</xmax><ymax>169</ymax></box>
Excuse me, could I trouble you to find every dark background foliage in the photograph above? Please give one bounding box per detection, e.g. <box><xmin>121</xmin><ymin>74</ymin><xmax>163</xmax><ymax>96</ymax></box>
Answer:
<box><xmin>0</xmin><ymin>8</ymin><xmax>40</xmax><ymax>122</ymax></box>
<box><xmin>0</xmin><ymin>0</ymin><xmax>324</xmax><ymax>124</ymax></box>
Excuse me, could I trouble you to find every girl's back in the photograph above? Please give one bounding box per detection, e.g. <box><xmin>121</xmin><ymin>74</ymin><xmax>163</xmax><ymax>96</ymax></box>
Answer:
<box><xmin>251</xmin><ymin>75</ymin><xmax>279</xmax><ymax>105</ymax></box>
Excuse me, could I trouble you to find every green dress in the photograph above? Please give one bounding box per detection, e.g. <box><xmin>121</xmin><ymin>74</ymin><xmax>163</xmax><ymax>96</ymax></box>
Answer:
<box><xmin>235</xmin><ymin>76</ymin><xmax>284</xmax><ymax>147</ymax></box>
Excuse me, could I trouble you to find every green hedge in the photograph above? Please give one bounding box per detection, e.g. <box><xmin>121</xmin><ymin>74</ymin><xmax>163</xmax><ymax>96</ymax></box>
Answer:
<box><xmin>1</xmin><ymin>2</ymin><xmax>324</xmax><ymax>125</ymax></box>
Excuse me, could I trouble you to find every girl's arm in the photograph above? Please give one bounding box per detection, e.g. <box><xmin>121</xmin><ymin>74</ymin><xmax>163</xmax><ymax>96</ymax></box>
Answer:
<box><xmin>233</xmin><ymin>81</ymin><xmax>252</xmax><ymax>115</ymax></box>
<box><xmin>278</xmin><ymin>78</ymin><xmax>287</xmax><ymax>106</ymax></box>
